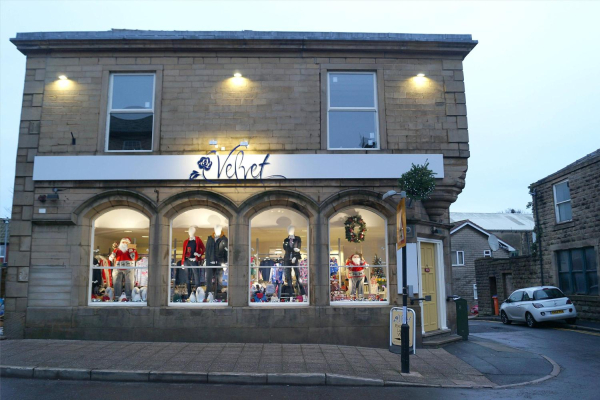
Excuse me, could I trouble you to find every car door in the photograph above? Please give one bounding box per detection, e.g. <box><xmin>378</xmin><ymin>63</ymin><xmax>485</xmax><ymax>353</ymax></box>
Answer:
<box><xmin>513</xmin><ymin>291</ymin><xmax>531</xmax><ymax>321</ymax></box>
<box><xmin>505</xmin><ymin>291</ymin><xmax>524</xmax><ymax>319</ymax></box>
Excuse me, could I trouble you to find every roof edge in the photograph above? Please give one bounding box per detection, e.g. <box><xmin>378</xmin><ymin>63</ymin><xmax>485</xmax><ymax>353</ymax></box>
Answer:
<box><xmin>10</xmin><ymin>29</ymin><xmax>478</xmax><ymax>57</ymax></box>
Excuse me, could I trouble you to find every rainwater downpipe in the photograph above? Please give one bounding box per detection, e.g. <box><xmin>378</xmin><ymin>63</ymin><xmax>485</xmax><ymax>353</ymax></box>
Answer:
<box><xmin>531</xmin><ymin>189</ymin><xmax>545</xmax><ymax>286</ymax></box>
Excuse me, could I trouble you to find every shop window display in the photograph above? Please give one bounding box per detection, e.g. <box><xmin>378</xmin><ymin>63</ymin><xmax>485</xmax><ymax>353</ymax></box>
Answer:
<box><xmin>170</xmin><ymin>209</ymin><xmax>229</xmax><ymax>305</ymax></box>
<box><xmin>90</xmin><ymin>209</ymin><xmax>150</xmax><ymax>305</ymax></box>
<box><xmin>249</xmin><ymin>208</ymin><xmax>309</xmax><ymax>305</ymax></box>
<box><xmin>329</xmin><ymin>208</ymin><xmax>388</xmax><ymax>304</ymax></box>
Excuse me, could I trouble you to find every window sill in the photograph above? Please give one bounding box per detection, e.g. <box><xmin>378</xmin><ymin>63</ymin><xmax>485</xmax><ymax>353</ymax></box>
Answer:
<box><xmin>553</xmin><ymin>221</ymin><xmax>575</xmax><ymax>231</ymax></box>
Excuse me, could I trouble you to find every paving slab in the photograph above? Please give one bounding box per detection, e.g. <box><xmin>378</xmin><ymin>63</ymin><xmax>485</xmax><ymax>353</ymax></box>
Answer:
<box><xmin>0</xmin><ymin>338</ymin><xmax>557</xmax><ymax>388</ymax></box>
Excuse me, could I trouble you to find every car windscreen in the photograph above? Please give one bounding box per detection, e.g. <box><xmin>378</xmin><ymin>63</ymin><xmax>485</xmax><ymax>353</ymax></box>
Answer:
<box><xmin>533</xmin><ymin>288</ymin><xmax>566</xmax><ymax>300</ymax></box>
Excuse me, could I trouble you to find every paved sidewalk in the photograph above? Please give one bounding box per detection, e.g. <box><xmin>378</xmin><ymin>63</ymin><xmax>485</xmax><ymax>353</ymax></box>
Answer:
<box><xmin>0</xmin><ymin>339</ymin><xmax>555</xmax><ymax>388</ymax></box>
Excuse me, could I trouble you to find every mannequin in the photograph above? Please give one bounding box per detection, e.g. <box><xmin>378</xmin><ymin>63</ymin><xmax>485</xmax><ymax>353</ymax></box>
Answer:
<box><xmin>346</xmin><ymin>253</ymin><xmax>368</xmax><ymax>298</ymax></box>
<box><xmin>204</xmin><ymin>224</ymin><xmax>228</xmax><ymax>301</ymax></box>
<box><xmin>109</xmin><ymin>237</ymin><xmax>138</xmax><ymax>300</ymax></box>
<box><xmin>180</xmin><ymin>226</ymin><xmax>206</xmax><ymax>298</ymax></box>
<box><xmin>282</xmin><ymin>225</ymin><xmax>306</xmax><ymax>300</ymax></box>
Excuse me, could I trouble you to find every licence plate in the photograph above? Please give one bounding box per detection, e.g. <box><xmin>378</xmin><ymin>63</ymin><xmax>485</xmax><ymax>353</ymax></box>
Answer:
<box><xmin>551</xmin><ymin>310</ymin><xmax>564</xmax><ymax>315</ymax></box>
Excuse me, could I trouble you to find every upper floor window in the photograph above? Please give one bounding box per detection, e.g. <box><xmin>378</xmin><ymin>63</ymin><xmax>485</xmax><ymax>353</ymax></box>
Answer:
<box><xmin>451</xmin><ymin>251</ymin><xmax>465</xmax><ymax>266</ymax></box>
<box><xmin>483</xmin><ymin>250</ymin><xmax>492</xmax><ymax>258</ymax></box>
<box><xmin>553</xmin><ymin>180</ymin><xmax>572</xmax><ymax>223</ymax></box>
<box><xmin>106</xmin><ymin>74</ymin><xmax>155</xmax><ymax>152</ymax></box>
<box><xmin>0</xmin><ymin>244</ymin><xmax>5</xmax><ymax>258</ymax></box>
<box><xmin>327</xmin><ymin>72</ymin><xmax>379</xmax><ymax>150</ymax></box>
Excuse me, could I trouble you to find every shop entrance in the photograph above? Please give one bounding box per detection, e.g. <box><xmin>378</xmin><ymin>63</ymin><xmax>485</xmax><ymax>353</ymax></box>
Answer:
<box><xmin>420</xmin><ymin>242</ymin><xmax>438</xmax><ymax>332</ymax></box>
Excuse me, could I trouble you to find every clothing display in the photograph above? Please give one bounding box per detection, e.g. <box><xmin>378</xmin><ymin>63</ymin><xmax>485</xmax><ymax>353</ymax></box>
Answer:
<box><xmin>283</xmin><ymin>235</ymin><xmax>301</xmax><ymax>266</ymax></box>
<box><xmin>205</xmin><ymin>233</ymin><xmax>228</xmax><ymax>265</ymax></box>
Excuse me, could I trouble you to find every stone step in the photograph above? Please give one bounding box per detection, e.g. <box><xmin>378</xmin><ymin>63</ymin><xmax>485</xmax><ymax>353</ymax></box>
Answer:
<box><xmin>422</xmin><ymin>333</ymin><xmax>463</xmax><ymax>348</ymax></box>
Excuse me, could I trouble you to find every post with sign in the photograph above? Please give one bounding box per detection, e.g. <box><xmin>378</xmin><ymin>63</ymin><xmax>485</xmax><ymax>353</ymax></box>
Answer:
<box><xmin>396</xmin><ymin>197</ymin><xmax>410</xmax><ymax>373</ymax></box>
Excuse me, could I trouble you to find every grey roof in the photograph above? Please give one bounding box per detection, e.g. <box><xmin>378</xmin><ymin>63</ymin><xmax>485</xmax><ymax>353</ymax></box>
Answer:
<box><xmin>450</xmin><ymin>212</ymin><xmax>534</xmax><ymax>231</ymax></box>
<box><xmin>531</xmin><ymin>148</ymin><xmax>600</xmax><ymax>187</ymax></box>
<box><xmin>13</xmin><ymin>29</ymin><xmax>476</xmax><ymax>44</ymax></box>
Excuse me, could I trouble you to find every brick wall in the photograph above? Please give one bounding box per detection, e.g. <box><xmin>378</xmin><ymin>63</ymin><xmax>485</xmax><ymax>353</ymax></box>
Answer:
<box><xmin>451</xmin><ymin>225</ymin><xmax>509</xmax><ymax>311</ymax></box>
<box><xmin>474</xmin><ymin>256</ymin><xmax>539</xmax><ymax>316</ymax></box>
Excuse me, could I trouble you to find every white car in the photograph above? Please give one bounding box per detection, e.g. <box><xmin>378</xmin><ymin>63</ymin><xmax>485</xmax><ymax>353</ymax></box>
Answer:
<box><xmin>500</xmin><ymin>286</ymin><xmax>577</xmax><ymax>328</ymax></box>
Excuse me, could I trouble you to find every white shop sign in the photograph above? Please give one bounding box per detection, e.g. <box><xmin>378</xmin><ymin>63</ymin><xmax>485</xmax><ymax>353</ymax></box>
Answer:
<box><xmin>32</xmin><ymin>149</ymin><xmax>444</xmax><ymax>181</ymax></box>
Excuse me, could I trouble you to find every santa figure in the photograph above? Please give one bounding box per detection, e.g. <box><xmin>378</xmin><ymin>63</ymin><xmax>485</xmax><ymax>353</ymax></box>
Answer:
<box><xmin>346</xmin><ymin>253</ymin><xmax>369</xmax><ymax>298</ymax></box>
<box><xmin>109</xmin><ymin>237</ymin><xmax>138</xmax><ymax>300</ymax></box>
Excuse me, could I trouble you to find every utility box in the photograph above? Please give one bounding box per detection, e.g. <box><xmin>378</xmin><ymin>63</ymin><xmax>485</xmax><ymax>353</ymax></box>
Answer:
<box><xmin>454</xmin><ymin>298</ymin><xmax>469</xmax><ymax>340</ymax></box>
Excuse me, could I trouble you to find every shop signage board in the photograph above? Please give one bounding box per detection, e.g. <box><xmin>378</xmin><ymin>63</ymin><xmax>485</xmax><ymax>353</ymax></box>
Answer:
<box><xmin>396</xmin><ymin>198</ymin><xmax>407</xmax><ymax>250</ymax></box>
<box><xmin>389</xmin><ymin>307</ymin><xmax>416</xmax><ymax>354</ymax></box>
<box><xmin>32</xmin><ymin>148</ymin><xmax>444</xmax><ymax>181</ymax></box>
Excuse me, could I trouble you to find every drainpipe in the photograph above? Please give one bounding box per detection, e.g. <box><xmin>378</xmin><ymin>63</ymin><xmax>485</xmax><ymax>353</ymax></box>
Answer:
<box><xmin>531</xmin><ymin>190</ymin><xmax>544</xmax><ymax>286</ymax></box>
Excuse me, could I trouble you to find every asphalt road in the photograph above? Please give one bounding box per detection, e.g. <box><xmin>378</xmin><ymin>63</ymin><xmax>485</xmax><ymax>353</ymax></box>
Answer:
<box><xmin>2</xmin><ymin>320</ymin><xmax>599</xmax><ymax>400</ymax></box>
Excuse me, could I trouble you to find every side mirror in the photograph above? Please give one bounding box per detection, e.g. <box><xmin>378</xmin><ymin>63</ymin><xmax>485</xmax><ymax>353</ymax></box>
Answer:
<box><xmin>505</xmin><ymin>299</ymin><xmax>511</xmax><ymax>304</ymax></box>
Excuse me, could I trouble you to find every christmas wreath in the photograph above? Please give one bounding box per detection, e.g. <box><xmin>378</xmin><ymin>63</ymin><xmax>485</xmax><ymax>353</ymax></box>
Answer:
<box><xmin>345</xmin><ymin>215</ymin><xmax>367</xmax><ymax>243</ymax></box>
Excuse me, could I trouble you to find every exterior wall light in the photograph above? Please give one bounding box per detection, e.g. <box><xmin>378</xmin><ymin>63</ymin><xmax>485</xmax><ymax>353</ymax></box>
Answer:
<box><xmin>209</xmin><ymin>140</ymin><xmax>218</xmax><ymax>148</ymax></box>
<box><xmin>417</xmin><ymin>73</ymin><xmax>425</xmax><ymax>77</ymax></box>
<box><xmin>233</xmin><ymin>73</ymin><xmax>242</xmax><ymax>78</ymax></box>
<box><xmin>240</xmin><ymin>140</ymin><xmax>249</xmax><ymax>147</ymax></box>
<box><xmin>58</xmin><ymin>75</ymin><xmax>68</xmax><ymax>80</ymax></box>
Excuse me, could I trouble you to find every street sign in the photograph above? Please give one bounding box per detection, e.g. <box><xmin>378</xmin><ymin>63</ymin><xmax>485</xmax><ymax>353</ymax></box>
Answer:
<box><xmin>389</xmin><ymin>307</ymin><xmax>416</xmax><ymax>354</ymax></box>
<box><xmin>396</xmin><ymin>198</ymin><xmax>407</xmax><ymax>250</ymax></box>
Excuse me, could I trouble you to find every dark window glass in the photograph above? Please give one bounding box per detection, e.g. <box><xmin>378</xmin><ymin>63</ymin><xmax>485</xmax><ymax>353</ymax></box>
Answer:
<box><xmin>329</xmin><ymin>73</ymin><xmax>375</xmax><ymax>107</ymax></box>
<box><xmin>509</xmin><ymin>291</ymin><xmax>523</xmax><ymax>302</ymax></box>
<box><xmin>533</xmin><ymin>288</ymin><xmax>566</xmax><ymax>300</ymax></box>
<box><xmin>108</xmin><ymin>113</ymin><xmax>153</xmax><ymax>151</ymax></box>
<box><xmin>328</xmin><ymin>111</ymin><xmax>377</xmax><ymax>149</ymax></box>
<box><xmin>112</xmin><ymin>75</ymin><xmax>154</xmax><ymax>110</ymax></box>
<box><xmin>559</xmin><ymin>273</ymin><xmax>572</xmax><ymax>295</ymax></box>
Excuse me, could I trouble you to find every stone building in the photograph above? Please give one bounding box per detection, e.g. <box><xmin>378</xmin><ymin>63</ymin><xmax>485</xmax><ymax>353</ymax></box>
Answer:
<box><xmin>450</xmin><ymin>212</ymin><xmax>535</xmax><ymax>256</ymax></box>
<box><xmin>449</xmin><ymin>220</ymin><xmax>513</xmax><ymax>312</ymax></box>
<box><xmin>5</xmin><ymin>30</ymin><xmax>477</xmax><ymax>346</ymax></box>
<box><xmin>529</xmin><ymin>149</ymin><xmax>600</xmax><ymax>321</ymax></box>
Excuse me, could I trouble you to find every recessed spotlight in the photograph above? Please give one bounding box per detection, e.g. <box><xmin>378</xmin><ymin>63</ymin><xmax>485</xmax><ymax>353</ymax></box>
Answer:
<box><xmin>142</xmin><ymin>235</ymin><xmax>149</xmax><ymax>238</ymax></box>
<box><xmin>58</xmin><ymin>75</ymin><xmax>68</xmax><ymax>80</ymax></box>
<box><xmin>416</xmin><ymin>73</ymin><xmax>425</xmax><ymax>77</ymax></box>
<box><xmin>124</xmin><ymin>230</ymin><xmax>132</xmax><ymax>233</ymax></box>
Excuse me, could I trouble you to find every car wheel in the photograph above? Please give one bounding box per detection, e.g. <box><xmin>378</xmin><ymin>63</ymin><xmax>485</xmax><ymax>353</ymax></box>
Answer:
<box><xmin>526</xmin><ymin>312</ymin><xmax>537</xmax><ymax>328</ymax></box>
<box><xmin>566</xmin><ymin>318</ymin><xmax>577</xmax><ymax>325</ymax></box>
<box><xmin>501</xmin><ymin>311</ymin><xmax>512</xmax><ymax>325</ymax></box>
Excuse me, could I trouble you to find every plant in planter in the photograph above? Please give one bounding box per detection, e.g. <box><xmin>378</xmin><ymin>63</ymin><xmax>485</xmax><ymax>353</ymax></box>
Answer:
<box><xmin>397</xmin><ymin>161</ymin><xmax>436</xmax><ymax>203</ymax></box>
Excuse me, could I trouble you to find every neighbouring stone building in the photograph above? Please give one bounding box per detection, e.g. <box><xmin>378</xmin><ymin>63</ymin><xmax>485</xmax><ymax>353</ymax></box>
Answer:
<box><xmin>449</xmin><ymin>219</ymin><xmax>513</xmax><ymax>312</ymax></box>
<box><xmin>6</xmin><ymin>30</ymin><xmax>477</xmax><ymax>346</ymax></box>
<box><xmin>475</xmin><ymin>150</ymin><xmax>600</xmax><ymax>321</ymax></box>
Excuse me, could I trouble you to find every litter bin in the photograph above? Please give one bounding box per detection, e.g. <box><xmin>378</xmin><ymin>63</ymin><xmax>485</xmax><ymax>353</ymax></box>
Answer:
<box><xmin>453</xmin><ymin>297</ymin><xmax>469</xmax><ymax>340</ymax></box>
<box><xmin>492</xmin><ymin>295</ymin><xmax>499</xmax><ymax>316</ymax></box>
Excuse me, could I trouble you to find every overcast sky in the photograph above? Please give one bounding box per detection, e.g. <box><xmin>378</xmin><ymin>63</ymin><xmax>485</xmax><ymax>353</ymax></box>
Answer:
<box><xmin>1</xmin><ymin>1</ymin><xmax>599</xmax><ymax>219</ymax></box>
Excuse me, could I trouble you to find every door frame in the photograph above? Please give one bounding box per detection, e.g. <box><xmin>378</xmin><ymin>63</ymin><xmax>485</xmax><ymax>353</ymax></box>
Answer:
<box><xmin>417</xmin><ymin>238</ymin><xmax>448</xmax><ymax>334</ymax></box>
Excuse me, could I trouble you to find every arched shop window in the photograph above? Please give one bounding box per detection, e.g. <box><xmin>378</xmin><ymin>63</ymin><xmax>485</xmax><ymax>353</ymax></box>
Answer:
<box><xmin>329</xmin><ymin>207</ymin><xmax>389</xmax><ymax>304</ymax></box>
<box><xmin>170</xmin><ymin>209</ymin><xmax>229</xmax><ymax>305</ymax></box>
<box><xmin>90</xmin><ymin>209</ymin><xmax>150</xmax><ymax>305</ymax></box>
<box><xmin>249</xmin><ymin>208</ymin><xmax>309</xmax><ymax>305</ymax></box>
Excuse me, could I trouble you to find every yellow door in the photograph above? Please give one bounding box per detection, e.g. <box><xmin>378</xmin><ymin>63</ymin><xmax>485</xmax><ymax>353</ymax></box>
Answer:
<box><xmin>420</xmin><ymin>242</ymin><xmax>438</xmax><ymax>332</ymax></box>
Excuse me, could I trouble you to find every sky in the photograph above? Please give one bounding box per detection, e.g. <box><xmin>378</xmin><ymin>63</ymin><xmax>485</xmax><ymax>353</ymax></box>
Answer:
<box><xmin>1</xmin><ymin>0</ymin><xmax>599</xmax><ymax>219</ymax></box>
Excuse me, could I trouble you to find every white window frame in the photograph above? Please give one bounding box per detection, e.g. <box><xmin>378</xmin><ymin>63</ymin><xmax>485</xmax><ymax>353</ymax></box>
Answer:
<box><xmin>483</xmin><ymin>250</ymin><xmax>492</xmax><ymax>258</ymax></box>
<box><xmin>248</xmin><ymin>207</ymin><xmax>310</xmax><ymax>307</ymax></box>
<box><xmin>452</xmin><ymin>251</ymin><xmax>465</xmax><ymax>266</ymax></box>
<box><xmin>553</xmin><ymin>179</ymin><xmax>572</xmax><ymax>223</ymax></box>
<box><xmin>88</xmin><ymin>213</ymin><xmax>149</xmax><ymax>307</ymax></box>
<box><xmin>327</xmin><ymin>71</ymin><xmax>380</xmax><ymax>151</ymax></box>
<box><xmin>328</xmin><ymin>207</ymin><xmax>389</xmax><ymax>306</ymax></box>
<box><xmin>168</xmin><ymin>209</ymin><xmax>229</xmax><ymax>307</ymax></box>
<box><xmin>105</xmin><ymin>73</ymin><xmax>156</xmax><ymax>153</ymax></box>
